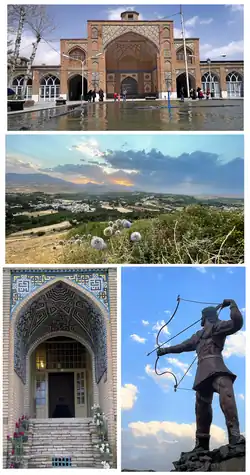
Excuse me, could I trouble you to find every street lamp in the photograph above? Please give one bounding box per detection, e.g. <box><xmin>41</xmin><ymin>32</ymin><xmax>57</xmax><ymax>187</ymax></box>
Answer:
<box><xmin>62</xmin><ymin>52</ymin><xmax>103</xmax><ymax>102</ymax></box>
<box><xmin>207</xmin><ymin>54</ymin><xmax>226</xmax><ymax>98</ymax></box>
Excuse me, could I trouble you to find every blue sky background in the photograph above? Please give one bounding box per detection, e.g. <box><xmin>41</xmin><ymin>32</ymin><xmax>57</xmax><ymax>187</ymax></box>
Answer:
<box><xmin>13</xmin><ymin>4</ymin><xmax>244</xmax><ymax>64</ymax></box>
<box><xmin>6</xmin><ymin>134</ymin><xmax>244</xmax><ymax>195</ymax></box>
<box><xmin>121</xmin><ymin>266</ymin><xmax>245</xmax><ymax>470</ymax></box>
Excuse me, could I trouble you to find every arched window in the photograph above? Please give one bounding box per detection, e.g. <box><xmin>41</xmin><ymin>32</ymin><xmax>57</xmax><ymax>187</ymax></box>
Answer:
<box><xmin>201</xmin><ymin>71</ymin><xmax>220</xmax><ymax>98</ymax></box>
<box><xmin>226</xmin><ymin>71</ymin><xmax>243</xmax><ymax>98</ymax></box>
<box><xmin>40</xmin><ymin>75</ymin><xmax>60</xmax><ymax>101</ymax></box>
<box><xmin>12</xmin><ymin>75</ymin><xmax>32</xmax><ymax>99</ymax></box>
<box><xmin>68</xmin><ymin>48</ymin><xmax>86</xmax><ymax>62</ymax></box>
<box><xmin>176</xmin><ymin>47</ymin><xmax>193</xmax><ymax>63</ymax></box>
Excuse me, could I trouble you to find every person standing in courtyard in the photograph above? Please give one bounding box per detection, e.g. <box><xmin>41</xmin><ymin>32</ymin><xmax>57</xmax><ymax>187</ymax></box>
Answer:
<box><xmin>180</xmin><ymin>86</ymin><xmax>185</xmax><ymax>102</ymax></box>
<box><xmin>92</xmin><ymin>89</ymin><xmax>96</xmax><ymax>102</ymax></box>
<box><xmin>99</xmin><ymin>89</ymin><xmax>104</xmax><ymax>101</ymax></box>
<box><xmin>157</xmin><ymin>299</ymin><xmax>244</xmax><ymax>450</ymax></box>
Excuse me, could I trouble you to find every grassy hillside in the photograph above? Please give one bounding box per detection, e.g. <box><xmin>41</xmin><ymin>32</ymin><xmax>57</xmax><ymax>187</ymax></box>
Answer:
<box><xmin>61</xmin><ymin>206</ymin><xmax>244</xmax><ymax>264</ymax></box>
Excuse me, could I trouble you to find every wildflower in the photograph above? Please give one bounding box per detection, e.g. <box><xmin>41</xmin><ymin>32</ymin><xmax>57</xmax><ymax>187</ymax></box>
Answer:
<box><xmin>112</xmin><ymin>223</ymin><xmax>118</xmax><ymax>231</ymax></box>
<box><xmin>103</xmin><ymin>227</ymin><xmax>113</xmax><ymax>237</ymax></box>
<box><xmin>115</xmin><ymin>219</ymin><xmax>122</xmax><ymax>226</ymax></box>
<box><xmin>114</xmin><ymin>230</ymin><xmax>121</xmax><ymax>236</ymax></box>
<box><xmin>130</xmin><ymin>232</ymin><xmax>142</xmax><ymax>242</ymax></box>
<box><xmin>91</xmin><ymin>237</ymin><xmax>106</xmax><ymax>250</ymax></box>
<box><xmin>122</xmin><ymin>220</ymin><xmax>132</xmax><ymax>228</ymax></box>
<box><xmin>108</xmin><ymin>221</ymin><xmax>113</xmax><ymax>227</ymax></box>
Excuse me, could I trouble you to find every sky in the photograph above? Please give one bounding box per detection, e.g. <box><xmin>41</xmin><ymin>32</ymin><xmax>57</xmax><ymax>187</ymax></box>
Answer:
<box><xmin>9</xmin><ymin>4</ymin><xmax>244</xmax><ymax>65</ymax></box>
<box><xmin>121</xmin><ymin>266</ymin><xmax>246</xmax><ymax>471</ymax></box>
<box><xmin>6</xmin><ymin>134</ymin><xmax>244</xmax><ymax>195</ymax></box>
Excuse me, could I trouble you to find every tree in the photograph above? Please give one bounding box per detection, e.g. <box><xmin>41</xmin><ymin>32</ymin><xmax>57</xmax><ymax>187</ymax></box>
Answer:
<box><xmin>7</xmin><ymin>5</ymin><xmax>56</xmax><ymax>95</ymax></box>
<box><xmin>21</xmin><ymin>6</ymin><xmax>56</xmax><ymax>99</ymax></box>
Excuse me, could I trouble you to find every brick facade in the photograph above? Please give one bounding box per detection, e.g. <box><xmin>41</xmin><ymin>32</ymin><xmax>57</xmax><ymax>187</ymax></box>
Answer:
<box><xmin>10</xmin><ymin>11</ymin><xmax>244</xmax><ymax>101</ymax></box>
<box><xmin>2</xmin><ymin>267</ymin><xmax>117</xmax><ymax>467</ymax></box>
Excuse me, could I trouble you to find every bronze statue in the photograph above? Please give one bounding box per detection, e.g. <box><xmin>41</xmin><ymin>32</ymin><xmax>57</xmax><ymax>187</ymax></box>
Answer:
<box><xmin>157</xmin><ymin>299</ymin><xmax>244</xmax><ymax>451</ymax></box>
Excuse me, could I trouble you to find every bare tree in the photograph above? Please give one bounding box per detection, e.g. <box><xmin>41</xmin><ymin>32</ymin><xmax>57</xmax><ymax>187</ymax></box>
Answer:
<box><xmin>21</xmin><ymin>6</ymin><xmax>56</xmax><ymax>99</ymax></box>
<box><xmin>7</xmin><ymin>5</ymin><xmax>26</xmax><ymax>86</ymax></box>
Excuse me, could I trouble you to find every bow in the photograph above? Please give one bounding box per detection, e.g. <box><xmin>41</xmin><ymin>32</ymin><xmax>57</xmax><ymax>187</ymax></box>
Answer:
<box><xmin>147</xmin><ymin>296</ymin><xmax>222</xmax><ymax>392</ymax></box>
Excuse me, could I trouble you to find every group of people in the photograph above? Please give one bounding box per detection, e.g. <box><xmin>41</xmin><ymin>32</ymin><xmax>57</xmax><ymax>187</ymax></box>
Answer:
<box><xmin>180</xmin><ymin>86</ymin><xmax>214</xmax><ymax>101</ymax></box>
<box><xmin>114</xmin><ymin>89</ymin><xmax>127</xmax><ymax>102</ymax></box>
<box><xmin>87</xmin><ymin>88</ymin><xmax>104</xmax><ymax>102</ymax></box>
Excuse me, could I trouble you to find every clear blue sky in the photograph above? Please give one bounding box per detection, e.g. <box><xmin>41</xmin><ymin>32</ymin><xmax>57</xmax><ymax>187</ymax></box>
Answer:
<box><xmin>6</xmin><ymin>134</ymin><xmax>244</xmax><ymax>196</ymax></box>
<box><xmin>121</xmin><ymin>266</ymin><xmax>245</xmax><ymax>470</ymax></box>
<box><xmin>15</xmin><ymin>4</ymin><xmax>243</xmax><ymax>64</ymax></box>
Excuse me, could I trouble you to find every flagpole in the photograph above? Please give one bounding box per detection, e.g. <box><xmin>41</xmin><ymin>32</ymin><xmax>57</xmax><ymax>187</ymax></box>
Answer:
<box><xmin>180</xmin><ymin>5</ymin><xmax>190</xmax><ymax>98</ymax></box>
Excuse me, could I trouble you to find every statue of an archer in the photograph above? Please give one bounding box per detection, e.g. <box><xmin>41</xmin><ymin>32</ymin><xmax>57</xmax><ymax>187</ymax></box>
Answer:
<box><xmin>157</xmin><ymin>299</ymin><xmax>244</xmax><ymax>451</ymax></box>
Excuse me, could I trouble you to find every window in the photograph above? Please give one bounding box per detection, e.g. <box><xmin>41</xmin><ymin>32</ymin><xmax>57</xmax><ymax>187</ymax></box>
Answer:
<box><xmin>176</xmin><ymin>48</ymin><xmax>193</xmax><ymax>63</ymax></box>
<box><xmin>128</xmin><ymin>14</ymin><xmax>133</xmax><ymax>18</ymax></box>
<box><xmin>36</xmin><ymin>374</ymin><xmax>46</xmax><ymax>406</ymax></box>
<box><xmin>76</xmin><ymin>372</ymin><xmax>85</xmax><ymax>405</ymax></box>
<box><xmin>68</xmin><ymin>48</ymin><xmax>86</xmax><ymax>62</ymax></box>
<box><xmin>36</xmin><ymin>341</ymin><xmax>87</xmax><ymax>370</ymax></box>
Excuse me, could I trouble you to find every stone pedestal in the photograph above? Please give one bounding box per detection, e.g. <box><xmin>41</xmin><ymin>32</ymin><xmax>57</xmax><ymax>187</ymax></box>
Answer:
<box><xmin>171</xmin><ymin>440</ymin><xmax>245</xmax><ymax>472</ymax></box>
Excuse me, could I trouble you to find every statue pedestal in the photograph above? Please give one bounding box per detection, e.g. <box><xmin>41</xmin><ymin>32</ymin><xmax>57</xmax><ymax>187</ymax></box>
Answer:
<box><xmin>171</xmin><ymin>439</ymin><xmax>245</xmax><ymax>472</ymax></box>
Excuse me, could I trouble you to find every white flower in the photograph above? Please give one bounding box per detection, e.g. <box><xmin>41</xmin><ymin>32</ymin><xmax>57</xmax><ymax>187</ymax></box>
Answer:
<box><xmin>91</xmin><ymin>237</ymin><xmax>106</xmax><ymax>250</ymax></box>
<box><xmin>96</xmin><ymin>420</ymin><xmax>100</xmax><ymax>426</ymax></box>
<box><xmin>122</xmin><ymin>220</ymin><xmax>132</xmax><ymax>228</ymax></box>
<box><xmin>87</xmin><ymin>234</ymin><xmax>92</xmax><ymax>238</ymax></box>
<box><xmin>106</xmin><ymin>448</ymin><xmax>110</xmax><ymax>453</ymax></box>
<box><xmin>100</xmin><ymin>447</ymin><xmax>104</xmax><ymax>453</ymax></box>
<box><xmin>115</xmin><ymin>219</ymin><xmax>122</xmax><ymax>226</ymax></box>
<box><xmin>114</xmin><ymin>230</ymin><xmax>121</xmax><ymax>236</ymax></box>
<box><xmin>108</xmin><ymin>221</ymin><xmax>113</xmax><ymax>227</ymax></box>
<box><xmin>112</xmin><ymin>223</ymin><xmax>118</xmax><ymax>231</ymax></box>
<box><xmin>130</xmin><ymin>231</ymin><xmax>142</xmax><ymax>242</ymax></box>
<box><xmin>103</xmin><ymin>227</ymin><xmax>113</xmax><ymax>237</ymax></box>
<box><xmin>97</xmin><ymin>413</ymin><xmax>100</xmax><ymax>417</ymax></box>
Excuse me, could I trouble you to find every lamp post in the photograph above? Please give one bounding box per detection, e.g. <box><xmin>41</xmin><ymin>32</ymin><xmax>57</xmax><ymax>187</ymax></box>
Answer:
<box><xmin>189</xmin><ymin>54</ymin><xmax>226</xmax><ymax>98</ymax></box>
<box><xmin>180</xmin><ymin>5</ymin><xmax>190</xmax><ymax>98</ymax></box>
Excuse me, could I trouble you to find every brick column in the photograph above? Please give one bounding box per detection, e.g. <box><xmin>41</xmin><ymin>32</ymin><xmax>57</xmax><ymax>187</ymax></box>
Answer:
<box><xmin>2</xmin><ymin>269</ymin><xmax>11</xmax><ymax>467</ymax></box>
<box><xmin>108</xmin><ymin>267</ymin><xmax>117</xmax><ymax>467</ymax></box>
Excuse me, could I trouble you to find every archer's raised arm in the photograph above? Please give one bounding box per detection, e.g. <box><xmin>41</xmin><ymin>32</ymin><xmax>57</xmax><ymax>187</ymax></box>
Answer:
<box><xmin>157</xmin><ymin>333</ymin><xmax>198</xmax><ymax>356</ymax></box>
<box><xmin>214</xmin><ymin>299</ymin><xmax>243</xmax><ymax>336</ymax></box>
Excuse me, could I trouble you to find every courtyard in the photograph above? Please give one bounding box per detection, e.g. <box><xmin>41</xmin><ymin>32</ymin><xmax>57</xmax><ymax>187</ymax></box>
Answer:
<box><xmin>8</xmin><ymin>98</ymin><xmax>243</xmax><ymax>131</ymax></box>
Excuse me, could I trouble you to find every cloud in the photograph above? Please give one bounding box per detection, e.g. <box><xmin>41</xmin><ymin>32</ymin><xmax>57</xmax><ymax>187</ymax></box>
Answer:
<box><xmin>122</xmin><ymin>421</ymin><xmax>226</xmax><ymax>470</ymax></box>
<box><xmin>200</xmin><ymin>40</ymin><xmax>243</xmax><ymax>60</ymax></box>
<box><xmin>121</xmin><ymin>384</ymin><xmax>139</xmax><ymax>410</ymax></box>
<box><xmin>152</xmin><ymin>320</ymin><xmax>170</xmax><ymax>336</ymax></box>
<box><xmin>225</xmin><ymin>5</ymin><xmax>244</xmax><ymax>13</ymax></box>
<box><xmin>145</xmin><ymin>363</ymin><xmax>177</xmax><ymax>392</ymax></box>
<box><xmin>9</xmin><ymin>31</ymin><xmax>60</xmax><ymax>65</ymax></box>
<box><xmin>200</xmin><ymin>18</ymin><xmax>213</xmax><ymax>25</ymax></box>
<box><xmin>195</xmin><ymin>266</ymin><xmax>207</xmax><ymax>274</ymax></box>
<box><xmin>166</xmin><ymin>357</ymin><xmax>192</xmax><ymax>376</ymax></box>
<box><xmin>142</xmin><ymin>320</ymin><xmax>149</xmax><ymax>326</ymax></box>
<box><xmin>226</xmin><ymin>268</ymin><xmax>234</xmax><ymax>274</ymax></box>
<box><xmin>130</xmin><ymin>334</ymin><xmax>147</xmax><ymax>344</ymax></box>
<box><xmin>223</xmin><ymin>330</ymin><xmax>246</xmax><ymax>358</ymax></box>
<box><xmin>238</xmin><ymin>393</ymin><xmax>245</xmax><ymax>400</ymax></box>
<box><xmin>6</xmin><ymin>154</ymin><xmax>42</xmax><ymax>174</ymax></box>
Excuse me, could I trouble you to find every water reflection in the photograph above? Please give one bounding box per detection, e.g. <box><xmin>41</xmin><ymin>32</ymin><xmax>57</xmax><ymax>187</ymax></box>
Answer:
<box><xmin>8</xmin><ymin>100</ymin><xmax>243</xmax><ymax>131</ymax></box>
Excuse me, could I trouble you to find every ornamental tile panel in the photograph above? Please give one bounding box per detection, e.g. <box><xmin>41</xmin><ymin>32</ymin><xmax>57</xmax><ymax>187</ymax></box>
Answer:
<box><xmin>102</xmin><ymin>24</ymin><xmax>160</xmax><ymax>49</ymax></box>
<box><xmin>11</xmin><ymin>269</ymin><xmax>109</xmax><ymax>313</ymax></box>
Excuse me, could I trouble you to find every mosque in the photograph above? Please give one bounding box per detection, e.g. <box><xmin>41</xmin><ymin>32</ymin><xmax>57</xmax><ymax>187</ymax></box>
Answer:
<box><xmin>10</xmin><ymin>10</ymin><xmax>244</xmax><ymax>102</ymax></box>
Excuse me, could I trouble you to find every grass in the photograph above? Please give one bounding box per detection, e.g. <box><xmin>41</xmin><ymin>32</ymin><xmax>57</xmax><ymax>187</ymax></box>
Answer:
<box><xmin>61</xmin><ymin>206</ymin><xmax>244</xmax><ymax>264</ymax></box>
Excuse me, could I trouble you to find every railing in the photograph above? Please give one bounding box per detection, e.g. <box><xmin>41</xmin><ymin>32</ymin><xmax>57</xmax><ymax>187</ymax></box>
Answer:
<box><xmin>92</xmin><ymin>404</ymin><xmax>112</xmax><ymax>469</ymax></box>
<box><xmin>6</xmin><ymin>416</ymin><xmax>30</xmax><ymax>468</ymax></box>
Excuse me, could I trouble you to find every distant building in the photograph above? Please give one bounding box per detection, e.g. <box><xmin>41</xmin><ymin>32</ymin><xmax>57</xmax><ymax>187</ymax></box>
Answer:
<box><xmin>9</xmin><ymin>10</ymin><xmax>244</xmax><ymax>101</ymax></box>
<box><xmin>3</xmin><ymin>268</ymin><xmax>117</xmax><ymax>468</ymax></box>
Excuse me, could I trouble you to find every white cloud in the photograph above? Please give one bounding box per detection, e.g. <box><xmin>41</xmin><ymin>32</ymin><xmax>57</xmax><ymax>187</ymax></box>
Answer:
<box><xmin>167</xmin><ymin>357</ymin><xmax>192</xmax><ymax>376</ymax></box>
<box><xmin>195</xmin><ymin>266</ymin><xmax>207</xmax><ymax>274</ymax></box>
<box><xmin>200</xmin><ymin>40</ymin><xmax>243</xmax><ymax>60</ymax></box>
<box><xmin>9</xmin><ymin>31</ymin><xmax>60</xmax><ymax>65</ymax></box>
<box><xmin>200</xmin><ymin>18</ymin><xmax>214</xmax><ymax>25</ymax></box>
<box><xmin>223</xmin><ymin>330</ymin><xmax>246</xmax><ymax>358</ymax></box>
<box><xmin>121</xmin><ymin>383</ymin><xmax>138</xmax><ymax>410</ymax></box>
<box><xmin>164</xmin><ymin>310</ymin><xmax>171</xmax><ymax>315</ymax></box>
<box><xmin>122</xmin><ymin>420</ymin><xmax>227</xmax><ymax>471</ymax></box>
<box><xmin>226</xmin><ymin>5</ymin><xmax>244</xmax><ymax>13</ymax></box>
<box><xmin>152</xmin><ymin>320</ymin><xmax>170</xmax><ymax>336</ymax></box>
<box><xmin>145</xmin><ymin>363</ymin><xmax>177</xmax><ymax>392</ymax></box>
<box><xmin>185</xmin><ymin>16</ymin><xmax>199</xmax><ymax>28</ymax></box>
<box><xmin>130</xmin><ymin>334</ymin><xmax>147</xmax><ymax>344</ymax></box>
<box><xmin>238</xmin><ymin>393</ymin><xmax>245</xmax><ymax>400</ymax></box>
<box><xmin>142</xmin><ymin>320</ymin><xmax>149</xmax><ymax>326</ymax></box>
<box><xmin>226</xmin><ymin>268</ymin><xmax>234</xmax><ymax>274</ymax></box>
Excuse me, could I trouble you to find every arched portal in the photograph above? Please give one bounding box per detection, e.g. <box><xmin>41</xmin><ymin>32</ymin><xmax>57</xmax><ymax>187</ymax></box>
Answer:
<box><xmin>12</xmin><ymin>75</ymin><xmax>32</xmax><ymax>99</ymax></box>
<box><xmin>105</xmin><ymin>32</ymin><xmax>158</xmax><ymax>98</ymax></box>
<box><xmin>121</xmin><ymin>76</ymin><xmax>138</xmax><ymax>97</ymax></box>
<box><xmin>12</xmin><ymin>279</ymin><xmax>108</xmax><ymax>421</ymax></box>
<box><xmin>39</xmin><ymin>75</ymin><xmax>60</xmax><ymax>101</ymax></box>
<box><xmin>226</xmin><ymin>71</ymin><xmax>243</xmax><ymax>98</ymax></box>
<box><xmin>176</xmin><ymin>72</ymin><xmax>196</xmax><ymax>98</ymax></box>
<box><xmin>68</xmin><ymin>75</ymin><xmax>88</xmax><ymax>101</ymax></box>
<box><xmin>201</xmin><ymin>71</ymin><xmax>221</xmax><ymax>98</ymax></box>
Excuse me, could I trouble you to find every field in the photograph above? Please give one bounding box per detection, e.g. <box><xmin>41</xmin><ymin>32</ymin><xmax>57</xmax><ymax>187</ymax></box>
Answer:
<box><xmin>6</xmin><ymin>205</ymin><xmax>244</xmax><ymax>264</ymax></box>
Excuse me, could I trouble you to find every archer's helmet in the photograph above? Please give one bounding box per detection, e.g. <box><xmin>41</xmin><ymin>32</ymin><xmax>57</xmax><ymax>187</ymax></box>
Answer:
<box><xmin>202</xmin><ymin>306</ymin><xmax>218</xmax><ymax>323</ymax></box>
